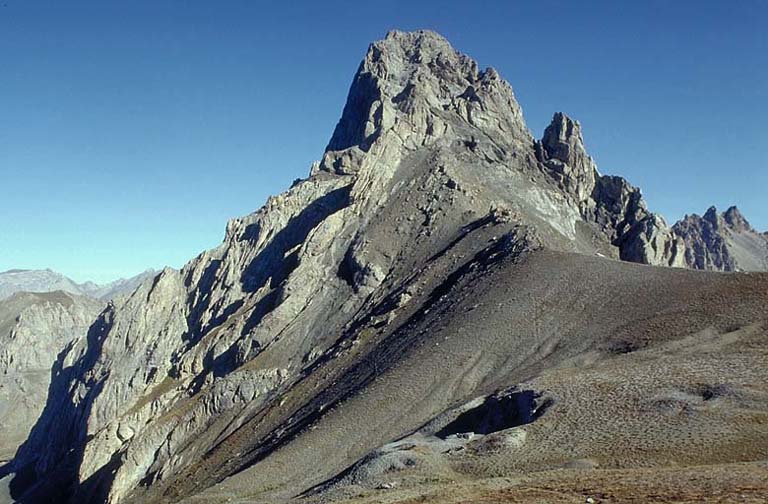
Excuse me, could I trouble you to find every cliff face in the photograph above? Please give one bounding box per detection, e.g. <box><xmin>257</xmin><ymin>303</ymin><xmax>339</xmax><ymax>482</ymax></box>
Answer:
<box><xmin>673</xmin><ymin>206</ymin><xmax>768</xmax><ymax>271</ymax></box>
<box><xmin>0</xmin><ymin>291</ymin><xmax>103</xmax><ymax>463</ymax></box>
<box><xmin>4</xmin><ymin>30</ymin><xmax>766</xmax><ymax>504</ymax></box>
<box><xmin>535</xmin><ymin>112</ymin><xmax>685</xmax><ymax>267</ymax></box>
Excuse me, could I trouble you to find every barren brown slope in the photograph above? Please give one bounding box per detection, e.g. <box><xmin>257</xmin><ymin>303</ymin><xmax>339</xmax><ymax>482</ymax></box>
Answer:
<box><xmin>173</xmin><ymin>250</ymin><xmax>768</xmax><ymax>503</ymax></box>
<box><xmin>320</xmin><ymin>462</ymin><xmax>768</xmax><ymax>504</ymax></box>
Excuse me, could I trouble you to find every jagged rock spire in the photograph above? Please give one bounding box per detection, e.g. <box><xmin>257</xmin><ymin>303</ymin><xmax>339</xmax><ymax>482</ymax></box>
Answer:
<box><xmin>541</xmin><ymin>112</ymin><xmax>589</xmax><ymax>167</ymax></box>
<box><xmin>536</xmin><ymin>112</ymin><xmax>598</xmax><ymax>208</ymax></box>
<box><xmin>326</xmin><ymin>30</ymin><xmax>479</xmax><ymax>152</ymax></box>
<box><xmin>673</xmin><ymin>205</ymin><xmax>766</xmax><ymax>271</ymax></box>
<box><xmin>321</xmin><ymin>30</ymin><xmax>530</xmax><ymax>174</ymax></box>
<box><xmin>723</xmin><ymin>205</ymin><xmax>753</xmax><ymax>232</ymax></box>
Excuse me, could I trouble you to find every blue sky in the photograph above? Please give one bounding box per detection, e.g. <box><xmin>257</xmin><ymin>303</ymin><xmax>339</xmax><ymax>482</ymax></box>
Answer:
<box><xmin>1</xmin><ymin>1</ymin><xmax>766</xmax><ymax>282</ymax></box>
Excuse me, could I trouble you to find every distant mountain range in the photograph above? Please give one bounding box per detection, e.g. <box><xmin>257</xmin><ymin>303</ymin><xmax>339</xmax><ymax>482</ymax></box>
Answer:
<box><xmin>0</xmin><ymin>269</ymin><xmax>157</xmax><ymax>301</ymax></box>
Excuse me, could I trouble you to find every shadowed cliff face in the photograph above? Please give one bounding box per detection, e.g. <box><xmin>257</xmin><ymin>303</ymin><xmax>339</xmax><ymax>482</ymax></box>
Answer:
<box><xmin>5</xmin><ymin>30</ymin><xmax>767</xmax><ymax>504</ymax></box>
<box><xmin>0</xmin><ymin>292</ymin><xmax>103</xmax><ymax>464</ymax></box>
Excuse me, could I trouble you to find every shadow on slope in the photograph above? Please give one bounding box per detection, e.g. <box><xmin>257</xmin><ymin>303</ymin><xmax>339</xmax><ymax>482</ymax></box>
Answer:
<box><xmin>181</xmin><ymin>250</ymin><xmax>768</xmax><ymax>504</ymax></box>
<box><xmin>1</xmin><ymin>310</ymin><xmax>114</xmax><ymax>504</ymax></box>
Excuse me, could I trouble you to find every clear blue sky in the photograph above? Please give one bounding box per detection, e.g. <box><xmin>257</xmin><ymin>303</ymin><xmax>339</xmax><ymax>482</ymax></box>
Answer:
<box><xmin>1</xmin><ymin>1</ymin><xmax>766</xmax><ymax>283</ymax></box>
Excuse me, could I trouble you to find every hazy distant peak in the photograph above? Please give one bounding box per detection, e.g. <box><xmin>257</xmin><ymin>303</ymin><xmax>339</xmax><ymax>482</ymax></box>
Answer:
<box><xmin>0</xmin><ymin>268</ymin><xmax>157</xmax><ymax>301</ymax></box>
<box><xmin>722</xmin><ymin>205</ymin><xmax>753</xmax><ymax>232</ymax></box>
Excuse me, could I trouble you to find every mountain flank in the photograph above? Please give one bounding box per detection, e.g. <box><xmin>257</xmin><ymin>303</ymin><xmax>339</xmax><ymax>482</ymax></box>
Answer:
<box><xmin>0</xmin><ymin>291</ymin><xmax>103</xmax><ymax>463</ymax></box>
<box><xmin>2</xmin><ymin>30</ymin><xmax>766</xmax><ymax>504</ymax></box>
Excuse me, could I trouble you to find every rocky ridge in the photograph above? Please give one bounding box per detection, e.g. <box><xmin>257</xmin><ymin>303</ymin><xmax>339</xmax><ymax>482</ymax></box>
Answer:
<box><xmin>674</xmin><ymin>206</ymin><xmax>768</xmax><ymax>271</ymax></box>
<box><xmin>534</xmin><ymin>113</ymin><xmax>766</xmax><ymax>271</ymax></box>
<box><xmin>3</xmin><ymin>30</ymin><xmax>766</xmax><ymax>504</ymax></box>
<box><xmin>0</xmin><ymin>270</ymin><xmax>84</xmax><ymax>301</ymax></box>
<box><xmin>535</xmin><ymin>112</ymin><xmax>687</xmax><ymax>267</ymax></box>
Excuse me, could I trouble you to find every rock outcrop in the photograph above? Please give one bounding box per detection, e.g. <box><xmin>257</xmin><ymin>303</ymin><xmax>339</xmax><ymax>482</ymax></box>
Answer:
<box><xmin>3</xmin><ymin>29</ymin><xmax>766</xmax><ymax>504</ymax></box>
<box><xmin>673</xmin><ymin>206</ymin><xmax>768</xmax><ymax>271</ymax></box>
<box><xmin>536</xmin><ymin>112</ymin><xmax>598</xmax><ymax>210</ymax></box>
<box><xmin>0</xmin><ymin>291</ymin><xmax>103</xmax><ymax>463</ymax></box>
<box><xmin>536</xmin><ymin>113</ymin><xmax>684</xmax><ymax>267</ymax></box>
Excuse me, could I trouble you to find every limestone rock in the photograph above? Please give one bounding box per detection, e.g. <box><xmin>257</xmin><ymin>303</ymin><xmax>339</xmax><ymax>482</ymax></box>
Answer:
<box><xmin>673</xmin><ymin>206</ymin><xmax>768</xmax><ymax>271</ymax></box>
<box><xmin>537</xmin><ymin>112</ymin><xmax>598</xmax><ymax>209</ymax></box>
<box><xmin>5</xmin><ymin>29</ymin><xmax>766</xmax><ymax>504</ymax></box>
<box><xmin>0</xmin><ymin>291</ymin><xmax>102</xmax><ymax>462</ymax></box>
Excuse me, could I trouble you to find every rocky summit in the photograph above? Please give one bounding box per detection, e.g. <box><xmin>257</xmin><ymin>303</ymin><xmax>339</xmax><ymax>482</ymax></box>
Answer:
<box><xmin>674</xmin><ymin>206</ymin><xmax>768</xmax><ymax>271</ymax></box>
<box><xmin>2</xmin><ymin>30</ymin><xmax>767</xmax><ymax>504</ymax></box>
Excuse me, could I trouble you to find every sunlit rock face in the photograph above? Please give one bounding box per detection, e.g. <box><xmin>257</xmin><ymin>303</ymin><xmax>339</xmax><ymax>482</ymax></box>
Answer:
<box><xmin>5</xmin><ymin>29</ymin><xmax>766</xmax><ymax>504</ymax></box>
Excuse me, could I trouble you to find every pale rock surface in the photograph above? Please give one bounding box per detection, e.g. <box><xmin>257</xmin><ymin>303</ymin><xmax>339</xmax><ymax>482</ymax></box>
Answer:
<box><xmin>673</xmin><ymin>206</ymin><xmax>768</xmax><ymax>271</ymax></box>
<box><xmin>4</xmin><ymin>29</ymin><xmax>767</xmax><ymax>504</ymax></box>
<box><xmin>0</xmin><ymin>291</ymin><xmax>102</xmax><ymax>463</ymax></box>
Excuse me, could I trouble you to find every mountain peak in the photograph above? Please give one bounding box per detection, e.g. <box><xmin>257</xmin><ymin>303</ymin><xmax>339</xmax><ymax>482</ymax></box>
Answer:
<box><xmin>537</xmin><ymin>112</ymin><xmax>598</xmax><ymax>206</ymax></box>
<box><xmin>541</xmin><ymin>112</ymin><xmax>586</xmax><ymax>165</ymax></box>
<box><xmin>723</xmin><ymin>205</ymin><xmax>753</xmax><ymax>232</ymax></box>
<box><xmin>323</xmin><ymin>29</ymin><xmax>528</xmax><ymax>162</ymax></box>
<box><xmin>325</xmin><ymin>29</ymin><xmax>477</xmax><ymax>153</ymax></box>
<box><xmin>381</xmin><ymin>29</ymin><xmax>454</xmax><ymax>52</ymax></box>
<box><xmin>699</xmin><ymin>205</ymin><xmax>753</xmax><ymax>233</ymax></box>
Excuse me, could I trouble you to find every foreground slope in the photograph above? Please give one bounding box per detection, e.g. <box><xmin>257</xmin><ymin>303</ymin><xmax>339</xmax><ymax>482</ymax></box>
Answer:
<box><xmin>4</xmin><ymin>30</ymin><xmax>767</xmax><ymax>504</ymax></box>
<box><xmin>188</xmin><ymin>251</ymin><xmax>768</xmax><ymax>503</ymax></box>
